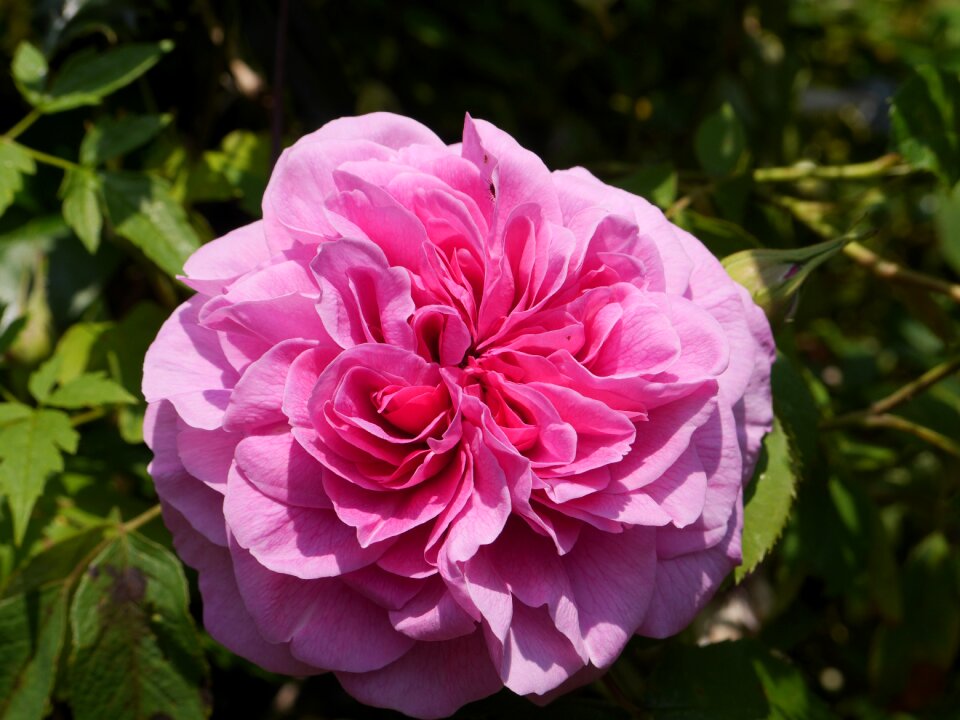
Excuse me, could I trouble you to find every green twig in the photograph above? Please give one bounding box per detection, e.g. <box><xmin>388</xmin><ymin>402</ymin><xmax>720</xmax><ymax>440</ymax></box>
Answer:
<box><xmin>829</xmin><ymin>414</ymin><xmax>960</xmax><ymax>458</ymax></box>
<box><xmin>19</xmin><ymin>144</ymin><xmax>79</xmax><ymax>172</ymax></box>
<box><xmin>753</xmin><ymin>154</ymin><xmax>910</xmax><ymax>183</ymax></box>
<box><xmin>843</xmin><ymin>241</ymin><xmax>960</xmax><ymax>303</ymax></box>
<box><xmin>121</xmin><ymin>504</ymin><xmax>163</xmax><ymax>534</ymax></box>
<box><xmin>2</xmin><ymin>109</ymin><xmax>42</xmax><ymax>141</ymax></box>
<box><xmin>69</xmin><ymin>407</ymin><xmax>107</xmax><ymax>427</ymax></box>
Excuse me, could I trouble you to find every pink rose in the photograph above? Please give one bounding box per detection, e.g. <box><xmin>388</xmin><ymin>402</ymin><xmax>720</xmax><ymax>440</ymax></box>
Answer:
<box><xmin>143</xmin><ymin>113</ymin><xmax>774</xmax><ymax>718</ymax></box>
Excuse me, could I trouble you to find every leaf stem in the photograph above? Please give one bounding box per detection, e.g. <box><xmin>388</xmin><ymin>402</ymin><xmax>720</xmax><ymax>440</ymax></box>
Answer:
<box><xmin>753</xmin><ymin>154</ymin><xmax>911</xmax><ymax>182</ymax></box>
<box><xmin>2</xmin><ymin>109</ymin><xmax>42</xmax><ymax>141</ymax></box>
<box><xmin>825</xmin><ymin>413</ymin><xmax>960</xmax><ymax>458</ymax></box>
<box><xmin>69</xmin><ymin>407</ymin><xmax>107</xmax><ymax>427</ymax></box>
<box><xmin>121</xmin><ymin>504</ymin><xmax>163</xmax><ymax>534</ymax></box>
<box><xmin>18</xmin><ymin>144</ymin><xmax>80</xmax><ymax>172</ymax></box>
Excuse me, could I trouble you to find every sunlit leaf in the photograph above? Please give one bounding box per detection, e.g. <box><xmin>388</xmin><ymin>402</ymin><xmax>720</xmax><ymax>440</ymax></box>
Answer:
<box><xmin>60</xmin><ymin>169</ymin><xmax>102</xmax><ymax>254</ymax></box>
<box><xmin>101</xmin><ymin>172</ymin><xmax>201</xmax><ymax>278</ymax></box>
<box><xmin>0</xmin><ymin>142</ymin><xmax>37</xmax><ymax>218</ymax></box>
<box><xmin>80</xmin><ymin>114</ymin><xmax>171</xmax><ymax>167</ymax></box>
<box><xmin>68</xmin><ymin>532</ymin><xmax>209</xmax><ymax>720</ymax></box>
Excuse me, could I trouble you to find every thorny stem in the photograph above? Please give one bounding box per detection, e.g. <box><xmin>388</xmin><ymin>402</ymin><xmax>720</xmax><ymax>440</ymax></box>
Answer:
<box><xmin>2</xmin><ymin>109</ymin><xmax>41</xmax><ymax>140</ymax></box>
<box><xmin>753</xmin><ymin>154</ymin><xmax>910</xmax><ymax>182</ymax></box>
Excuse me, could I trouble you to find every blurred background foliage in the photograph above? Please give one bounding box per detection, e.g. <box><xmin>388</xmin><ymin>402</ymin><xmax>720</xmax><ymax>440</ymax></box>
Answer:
<box><xmin>0</xmin><ymin>1</ymin><xmax>959</xmax><ymax>718</ymax></box>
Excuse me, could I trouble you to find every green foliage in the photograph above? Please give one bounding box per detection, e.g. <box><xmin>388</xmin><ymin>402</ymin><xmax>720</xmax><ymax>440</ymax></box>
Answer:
<box><xmin>68</xmin><ymin>532</ymin><xmax>209</xmax><ymax>720</ymax></box>
<box><xmin>0</xmin><ymin>1</ymin><xmax>959</xmax><ymax>718</ymax></box>
<box><xmin>737</xmin><ymin>415</ymin><xmax>799</xmax><ymax>582</ymax></box>
<box><xmin>0</xmin><ymin>141</ymin><xmax>36</xmax><ymax>217</ymax></box>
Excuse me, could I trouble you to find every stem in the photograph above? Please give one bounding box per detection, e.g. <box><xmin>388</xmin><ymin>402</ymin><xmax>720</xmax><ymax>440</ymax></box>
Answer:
<box><xmin>70</xmin><ymin>407</ymin><xmax>106</xmax><ymax>427</ymax></box>
<box><xmin>122</xmin><ymin>504</ymin><xmax>163</xmax><ymax>534</ymax></box>
<box><xmin>825</xmin><ymin>414</ymin><xmax>960</xmax><ymax>458</ymax></box>
<box><xmin>772</xmin><ymin>194</ymin><xmax>960</xmax><ymax>303</ymax></box>
<box><xmin>753</xmin><ymin>154</ymin><xmax>910</xmax><ymax>183</ymax></box>
<box><xmin>868</xmin><ymin>356</ymin><xmax>960</xmax><ymax>416</ymax></box>
<box><xmin>3</xmin><ymin>109</ymin><xmax>41</xmax><ymax>140</ymax></box>
<box><xmin>843</xmin><ymin>241</ymin><xmax>960</xmax><ymax>303</ymax></box>
<box><xmin>19</xmin><ymin>144</ymin><xmax>79</xmax><ymax>172</ymax></box>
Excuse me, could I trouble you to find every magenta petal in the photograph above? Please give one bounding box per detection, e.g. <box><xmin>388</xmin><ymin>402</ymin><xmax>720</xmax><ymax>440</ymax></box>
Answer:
<box><xmin>162</xmin><ymin>504</ymin><xmax>314</xmax><ymax>675</ymax></box>
<box><xmin>142</xmin><ymin>297</ymin><xmax>238</xmax><ymax>430</ymax></box>
<box><xmin>180</xmin><ymin>221</ymin><xmax>273</xmax><ymax>295</ymax></box>
<box><xmin>176</xmin><ymin>425</ymin><xmax>237</xmax><ymax>491</ymax></box>
<box><xmin>564</xmin><ymin>526</ymin><xmax>656</xmax><ymax>667</ymax></box>
<box><xmin>224</xmin><ymin>467</ymin><xmax>382</xmax><ymax>578</ymax></box>
<box><xmin>501</xmin><ymin>602</ymin><xmax>585</xmax><ymax>696</ymax></box>
<box><xmin>337</xmin><ymin>631</ymin><xmax>501</xmax><ymax>720</ymax></box>
<box><xmin>234</xmin><ymin>431</ymin><xmax>333</xmax><ymax>508</ymax></box>
<box><xmin>389</xmin><ymin>579</ymin><xmax>477</xmax><ymax>641</ymax></box>
<box><xmin>145</xmin><ymin>402</ymin><xmax>227</xmax><ymax>545</ymax></box>
<box><xmin>230</xmin><ymin>540</ymin><xmax>415</xmax><ymax>671</ymax></box>
<box><xmin>223</xmin><ymin>339</ymin><xmax>318</xmax><ymax>432</ymax></box>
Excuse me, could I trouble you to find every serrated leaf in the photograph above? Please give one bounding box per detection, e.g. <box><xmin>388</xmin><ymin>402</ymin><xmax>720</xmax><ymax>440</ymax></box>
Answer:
<box><xmin>695</xmin><ymin>102</ymin><xmax>747</xmax><ymax>177</ymax></box>
<box><xmin>737</xmin><ymin>415</ymin><xmax>799</xmax><ymax>581</ymax></box>
<box><xmin>61</xmin><ymin>169</ymin><xmax>102</xmax><ymax>253</ymax></box>
<box><xmin>80</xmin><ymin>114</ymin><xmax>171</xmax><ymax>167</ymax></box>
<box><xmin>51</xmin><ymin>322</ymin><xmax>112</xmax><ymax>385</ymax></box>
<box><xmin>28</xmin><ymin>355</ymin><xmax>62</xmax><ymax>404</ymax></box>
<box><xmin>45</xmin><ymin>372</ymin><xmax>137</xmax><ymax>409</ymax></box>
<box><xmin>10</xmin><ymin>42</ymin><xmax>48</xmax><ymax>106</ymax></box>
<box><xmin>101</xmin><ymin>171</ymin><xmax>201</xmax><ymax>277</ymax></box>
<box><xmin>0</xmin><ymin>404</ymin><xmax>32</xmax><ymax>426</ymax></box>
<box><xmin>0</xmin><ymin>141</ymin><xmax>37</xmax><ymax>218</ymax></box>
<box><xmin>0</xmin><ymin>585</ymin><xmax>68</xmax><ymax>720</ymax></box>
<box><xmin>1</xmin><ymin>525</ymin><xmax>108</xmax><ymax>597</ymax></box>
<box><xmin>200</xmin><ymin>130</ymin><xmax>270</xmax><ymax>215</ymax></box>
<box><xmin>39</xmin><ymin>42</ymin><xmax>173</xmax><ymax>113</ymax></box>
<box><xmin>890</xmin><ymin>66</ymin><xmax>960</xmax><ymax>185</ymax></box>
<box><xmin>0</xmin><ymin>409</ymin><xmax>78</xmax><ymax>545</ymax></box>
<box><xmin>68</xmin><ymin>532</ymin><xmax>209</xmax><ymax>720</ymax></box>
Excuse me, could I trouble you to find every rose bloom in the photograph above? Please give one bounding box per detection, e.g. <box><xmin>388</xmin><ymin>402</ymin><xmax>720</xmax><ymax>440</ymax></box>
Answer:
<box><xmin>143</xmin><ymin>113</ymin><xmax>774</xmax><ymax>718</ymax></box>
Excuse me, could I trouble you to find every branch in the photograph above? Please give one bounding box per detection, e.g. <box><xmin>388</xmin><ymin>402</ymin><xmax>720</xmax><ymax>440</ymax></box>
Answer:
<box><xmin>753</xmin><ymin>154</ymin><xmax>911</xmax><ymax>183</ymax></box>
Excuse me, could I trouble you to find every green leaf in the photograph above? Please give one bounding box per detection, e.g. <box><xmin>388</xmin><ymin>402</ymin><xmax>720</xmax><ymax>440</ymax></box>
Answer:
<box><xmin>39</xmin><ymin>42</ymin><xmax>174</xmax><ymax>113</ymax></box>
<box><xmin>0</xmin><ymin>409</ymin><xmax>78</xmax><ymax>545</ymax></box>
<box><xmin>0</xmin><ymin>141</ymin><xmax>37</xmax><ymax>218</ymax></box>
<box><xmin>890</xmin><ymin>66</ymin><xmax>960</xmax><ymax>185</ymax></box>
<box><xmin>612</xmin><ymin>163</ymin><xmax>678</xmax><ymax>209</ymax></box>
<box><xmin>10</xmin><ymin>42</ymin><xmax>48</xmax><ymax>106</ymax></box>
<box><xmin>935</xmin><ymin>181</ymin><xmax>960</xmax><ymax>276</ymax></box>
<box><xmin>80</xmin><ymin>114</ymin><xmax>171</xmax><ymax>167</ymax></box>
<box><xmin>197</xmin><ymin>130</ymin><xmax>271</xmax><ymax>215</ymax></box>
<box><xmin>870</xmin><ymin>533</ymin><xmax>960</xmax><ymax>701</ymax></box>
<box><xmin>68</xmin><ymin>532</ymin><xmax>209</xmax><ymax>720</ymax></box>
<box><xmin>1</xmin><ymin>525</ymin><xmax>108</xmax><ymax>597</ymax></box>
<box><xmin>60</xmin><ymin>169</ymin><xmax>102</xmax><ymax>254</ymax></box>
<box><xmin>695</xmin><ymin>102</ymin><xmax>747</xmax><ymax>177</ymax></box>
<box><xmin>644</xmin><ymin>640</ymin><xmax>833</xmax><ymax>720</ymax></box>
<box><xmin>737</xmin><ymin>414</ymin><xmax>799</xmax><ymax>582</ymax></box>
<box><xmin>101</xmin><ymin>171</ymin><xmax>201</xmax><ymax>277</ymax></box>
<box><xmin>45</xmin><ymin>372</ymin><xmax>137</xmax><ymax>409</ymax></box>
<box><xmin>28</xmin><ymin>355</ymin><xmax>62</xmax><ymax>405</ymax></box>
<box><xmin>0</xmin><ymin>404</ymin><xmax>32</xmax><ymax>426</ymax></box>
<box><xmin>50</xmin><ymin>322</ymin><xmax>112</xmax><ymax>385</ymax></box>
<box><xmin>0</xmin><ymin>586</ymin><xmax>69</xmax><ymax>720</ymax></box>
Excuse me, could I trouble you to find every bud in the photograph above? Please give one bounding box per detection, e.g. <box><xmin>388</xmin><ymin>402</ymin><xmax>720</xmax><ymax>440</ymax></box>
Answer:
<box><xmin>722</xmin><ymin>235</ymin><xmax>853</xmax><ymax>325</ymax></box>
<box><xmin>7</xmin><ymin>254</ymin><xmax>53</xmax><ymax>365</ymax></box>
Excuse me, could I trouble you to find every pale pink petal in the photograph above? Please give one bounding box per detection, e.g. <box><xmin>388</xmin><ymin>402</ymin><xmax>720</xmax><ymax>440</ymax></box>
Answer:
<box><xmin>180</xmin><ymin>221</ymin><xmax>273</xmax><ymax>295</ymax></box>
